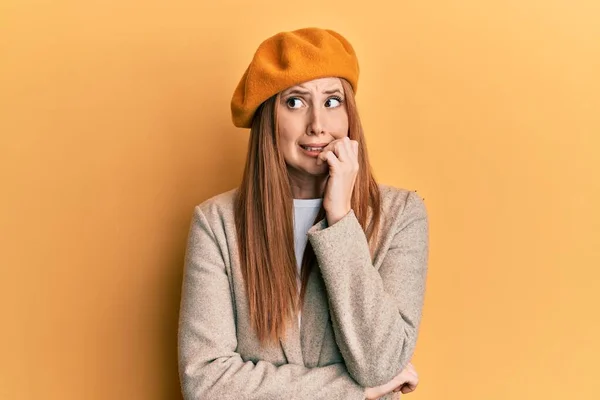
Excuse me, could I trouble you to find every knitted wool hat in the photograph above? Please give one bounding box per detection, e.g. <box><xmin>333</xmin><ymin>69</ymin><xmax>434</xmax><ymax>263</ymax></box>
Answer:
<box><xmin>230</xmin><ymin>27</ymin><xmax>360</xmax><ymax>128</ymax></box>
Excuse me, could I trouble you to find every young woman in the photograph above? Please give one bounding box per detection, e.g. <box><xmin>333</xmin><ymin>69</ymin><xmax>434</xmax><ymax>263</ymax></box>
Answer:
<box><xmin>178</xmin><ymin>27</ymin><xmax>429</xmax><ymax>400</ymax></box>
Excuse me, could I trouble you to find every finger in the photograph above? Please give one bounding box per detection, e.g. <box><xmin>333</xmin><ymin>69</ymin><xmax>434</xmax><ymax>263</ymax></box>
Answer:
<box><xmin>351</xmin><ymin>140</ymin><xmax>359</xmax><ymax>156</ymax></box>
<box><xmin>316</xmin><ymin>147</ymin><xmax>337</xmax><ymax>165</ymax></box>
<box><xmin>393</xmin><ymin>382</ymin><xmax>415</xmax><ymax>394</ymax></box>
<box><xmin>322</xmin><ymin>138</ymin><xmax>343</xmax><ymax>153</ymax></box>
<box><xmin>401</xmin><ymin>377</ymin><xmax>418</xmax><ymax>393</ymax></box>
<box><xmin>338</xmin><ymin>139</ymin><xmax>359</xmax><ymax>171</ymax></box>
<box><xmin>342</xmin><ymin>137</ymin><xmax>355</xmax><ymax>162</ymax></box>
<box><xmin>320</xmin><ymin>150</ymin><xmax>340</xmax><ymax>170</ymax></box>
<box><xmin>332</xmin><ymin>137</ymin><xmax>351</xmax><ymax>162</ymax></box>
<box><xmin>401</xmin><ymin>383</ymin><xmax>417</xmax><ymax>394</ymax></box>
<box><xmin>316</xmin><ymin>139</ymin><xmax>342</xmax><ymax>165</ymax></box>
<box><xmin>326</xmin><ymin>150</ymin><xmax>341</xmax><ymax>168</ymax></box>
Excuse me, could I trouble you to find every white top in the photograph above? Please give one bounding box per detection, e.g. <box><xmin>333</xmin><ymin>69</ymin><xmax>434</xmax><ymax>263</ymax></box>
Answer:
<box><xmin>293</xmin><ymin>198</ymin><xmax>323</xmax><ymax>328</ymax></box>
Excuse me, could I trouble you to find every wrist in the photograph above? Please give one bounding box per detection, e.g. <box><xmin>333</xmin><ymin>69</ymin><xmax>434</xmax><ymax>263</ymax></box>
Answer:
<box><xmin>326</xmin><ymin>208</ymin><xmax>350</xmax><ymax>226</ymax></box>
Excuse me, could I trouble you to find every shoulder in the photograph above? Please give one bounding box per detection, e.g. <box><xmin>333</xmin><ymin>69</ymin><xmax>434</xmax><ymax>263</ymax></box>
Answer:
<box><xmin>377</xmin><ymin>183</ymin><xmax>428</xmax><ymax>225</ymax></box>
<box><xmin>192</xmin><ymin>187</ymin><xmax>239</xmax><ymax>225</ymax></box>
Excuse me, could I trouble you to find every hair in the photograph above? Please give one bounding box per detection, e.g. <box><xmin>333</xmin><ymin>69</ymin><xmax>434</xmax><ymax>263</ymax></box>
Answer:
<box><xmin>234</xmin><ymin>78</ymin><xmax>381</xmax><ymax>346</ymax></box>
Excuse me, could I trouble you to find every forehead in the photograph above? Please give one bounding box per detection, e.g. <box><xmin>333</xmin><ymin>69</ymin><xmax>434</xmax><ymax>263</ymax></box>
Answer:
<box><xmin>281</xmin><ymin>77</ymin><xmax>343</xmax><ymax>94</ymax></box>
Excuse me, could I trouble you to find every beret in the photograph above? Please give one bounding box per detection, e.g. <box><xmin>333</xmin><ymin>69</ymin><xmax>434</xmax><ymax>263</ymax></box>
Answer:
<box><xmin>230</xmin><ymin>27</ymin><xmax>360</xmax><ymax>128</ymax></box>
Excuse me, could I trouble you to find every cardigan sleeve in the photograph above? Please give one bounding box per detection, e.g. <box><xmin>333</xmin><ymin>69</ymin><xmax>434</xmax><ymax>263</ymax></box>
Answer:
<box><xmin>307</xmin><ymin>190</ymin><xmax>429</xmax><ymax>388</ymax></box>
<box><xmin>178</xmin><ymin>206</ymin><xmax>366</xmax><ymax>400</ymax></box>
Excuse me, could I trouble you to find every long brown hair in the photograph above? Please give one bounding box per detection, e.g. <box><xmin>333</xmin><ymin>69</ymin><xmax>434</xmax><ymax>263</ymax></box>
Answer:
<box><xmin>234</xmin><ymin>78</ymin><xmax>381</xmax><ymax>346</ymax></box>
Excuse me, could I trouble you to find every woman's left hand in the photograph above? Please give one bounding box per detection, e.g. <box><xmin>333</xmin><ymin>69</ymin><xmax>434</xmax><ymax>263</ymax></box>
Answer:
<box><xmin>316</xmin><ymin>136</ymin><xmax>359</xmax><ymax>226</ymax></box>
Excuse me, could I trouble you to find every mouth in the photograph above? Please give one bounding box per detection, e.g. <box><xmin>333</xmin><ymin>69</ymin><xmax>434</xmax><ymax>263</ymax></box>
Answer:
<box><xmin>299</xmin><ymin>142</ymin><xmax>329</xmax><ymax>151</ymax></box>
<box><xmin>299</xmin><ymin>143</ymin><xmax>328</xmax><ymax>158</ymax></box>
<box><xmin>300</xmin><ymin>145</ymin><xmax>325</xmax><ymax>152</ymax></box>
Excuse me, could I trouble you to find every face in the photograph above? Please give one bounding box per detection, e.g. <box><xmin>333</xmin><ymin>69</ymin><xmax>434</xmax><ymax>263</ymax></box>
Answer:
<box><xmin>277</xmin><ymin>77</ymin><xmax>349</xmax><ymax>177</ymax></box>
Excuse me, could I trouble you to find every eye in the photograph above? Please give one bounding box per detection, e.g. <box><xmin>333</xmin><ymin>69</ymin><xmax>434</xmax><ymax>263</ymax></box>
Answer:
<box><xmin>286</xmin><ymin>97</ymin><xmax>303</xmax><ymax>109</ymax></box>
<box><xmin>325</xmin><ymin>96</ymin><xmax>343</xmax><ymax>108</ymax></box>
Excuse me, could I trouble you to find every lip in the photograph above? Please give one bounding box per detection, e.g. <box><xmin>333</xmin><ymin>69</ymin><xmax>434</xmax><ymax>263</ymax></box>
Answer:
<box><xmin>298</xmin><ymin>142</ymin><xmax>330</xmax><ymax>147</ymax></box>
<box><xmin>299</xmin><ymin>144</ymin><xmax>326</xmax><ymax>158</ymax></box>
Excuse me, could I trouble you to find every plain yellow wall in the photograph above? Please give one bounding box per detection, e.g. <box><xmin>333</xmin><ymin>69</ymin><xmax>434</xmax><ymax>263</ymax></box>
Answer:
<box><xmin>1</xmin><ymin>0</ymin><xmax>599</xmax><ymax>399</ymax></box>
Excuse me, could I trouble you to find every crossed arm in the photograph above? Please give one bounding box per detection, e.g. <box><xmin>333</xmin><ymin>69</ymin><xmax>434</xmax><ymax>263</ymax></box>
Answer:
<box><xmin>307</xmin><ymin>190</ymin><xmax>429</xmax><ymax>388</ymax></box>
<box><xmin>178</xmin><ymin>191</ymin><xmax>428</xmax><ymax>399</ymax></box>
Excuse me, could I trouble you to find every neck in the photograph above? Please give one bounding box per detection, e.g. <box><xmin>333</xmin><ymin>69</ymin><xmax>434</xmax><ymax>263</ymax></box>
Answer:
<box><xmin>287</xmin><ymin>168</ymin><xmax>327</xmax><ymax>199</ymax></box>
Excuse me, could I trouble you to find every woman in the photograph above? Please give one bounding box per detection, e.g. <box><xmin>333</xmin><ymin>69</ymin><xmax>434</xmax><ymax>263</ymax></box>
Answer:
<box><xmin>178</xmin><ymin>27</ymin><xmax>429</xmax><ymax>400</ymax></box>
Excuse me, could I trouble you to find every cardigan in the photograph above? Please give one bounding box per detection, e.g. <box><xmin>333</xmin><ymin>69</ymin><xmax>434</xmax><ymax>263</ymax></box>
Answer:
<box><xmin>178</xmin><ymin>184</ymin><xmax>429</xmax><ymax>400</ymax></box>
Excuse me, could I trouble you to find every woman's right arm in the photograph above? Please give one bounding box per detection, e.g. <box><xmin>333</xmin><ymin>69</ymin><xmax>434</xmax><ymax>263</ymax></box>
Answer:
<box><xmin>178</xmin><ymin>206</ymin><xmax>365</xmax><ymax>400</ymax></box>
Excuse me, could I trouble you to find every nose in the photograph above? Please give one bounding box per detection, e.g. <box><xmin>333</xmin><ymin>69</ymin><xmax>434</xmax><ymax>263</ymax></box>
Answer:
<box><xmin>307</xmin><ymin>107</ymin><xmax>325</xmax><ymax>136</ymax></box>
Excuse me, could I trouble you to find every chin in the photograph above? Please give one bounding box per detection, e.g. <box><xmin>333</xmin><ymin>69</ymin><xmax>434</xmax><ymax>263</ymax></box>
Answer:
<box><xmin>287</xmin><ymin>162</ymin><xmax>328</xmax><ymax>177</ymax></box>
<box><xmin>304</xmin><ymin>163</ymin><xmax>329</xmax><ymax>176</ymax></box>
<box><xmin>285</xmin><ymin>154</ymin><xmax>330</xmax><ymax>177</ymax></box>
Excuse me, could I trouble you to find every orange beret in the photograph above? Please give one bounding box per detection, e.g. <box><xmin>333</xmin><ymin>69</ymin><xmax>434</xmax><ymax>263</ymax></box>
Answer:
<box><xmin>230</xmin><ymin>27</ymin><xmax>360</xmax><ymax>128</ymax></box>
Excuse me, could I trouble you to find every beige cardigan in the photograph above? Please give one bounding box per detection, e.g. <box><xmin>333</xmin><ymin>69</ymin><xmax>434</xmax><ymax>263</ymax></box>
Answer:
<box><xmin>178</xmin><ymin>184</ymin><xmax>429</xmax><ymax>400</ymax></box>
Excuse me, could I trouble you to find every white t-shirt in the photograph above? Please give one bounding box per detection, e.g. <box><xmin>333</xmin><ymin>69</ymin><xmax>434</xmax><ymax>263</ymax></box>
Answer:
<box><xmin>293</xmin><ymin>198</ymin><xmax>323</xmax><ymax>328</ymax></box>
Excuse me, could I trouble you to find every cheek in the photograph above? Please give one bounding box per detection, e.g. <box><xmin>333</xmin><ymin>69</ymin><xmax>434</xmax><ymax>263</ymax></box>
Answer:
<box><xmin>279</xmin><ymin>127</ymin><xmax>297</xmax><ymax>149</ymax></box>
<box><xmin>278</xmin><ymin>116</ymin><xmax>304</xmax><ymax>148</ymax></box>
<box><xmin>277</xmin><ymin>127</ymin><xmax>302</xmax><ymax>164</ymax></box>
<box><xmin>329</xmin><ymin>110</ymin><xmax>349</xmax><ymax>138</ymax></box>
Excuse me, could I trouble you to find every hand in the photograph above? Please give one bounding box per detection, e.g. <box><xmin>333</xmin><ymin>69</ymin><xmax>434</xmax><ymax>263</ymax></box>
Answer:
<box><xmin>364</xmin><ymin>363</ymin><xmax>419</xmax><ymax>399</ymax></box>
<box><xmin>316</xmin><ymin>137</ymin><xmax>359</xmax><ymax>226</ymax></box>
<box><xmin>392</xmin><ymin>362</ymin><xmax>418</xmax><ymax>395</ymax></box>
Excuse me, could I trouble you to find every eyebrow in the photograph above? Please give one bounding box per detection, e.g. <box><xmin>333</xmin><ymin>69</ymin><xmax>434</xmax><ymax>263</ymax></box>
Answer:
<box><xmin>283</xmin><ymin>88</ymin><xmax>344</xmax><ymax>97</ymax></box>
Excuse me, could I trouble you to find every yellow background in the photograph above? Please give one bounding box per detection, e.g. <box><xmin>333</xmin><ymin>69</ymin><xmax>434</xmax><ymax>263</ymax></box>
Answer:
<box><xmin>1</xmin><ymin>1</ymin><xmax>599</xmax><ymax>399</ymax></box>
